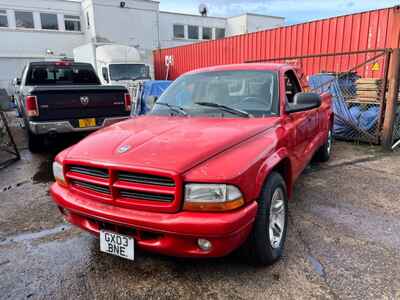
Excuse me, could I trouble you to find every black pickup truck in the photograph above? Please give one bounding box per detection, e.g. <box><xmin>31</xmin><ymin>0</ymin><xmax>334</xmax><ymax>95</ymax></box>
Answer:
<box><xmin>14</xmin><ymin>61</ymin><xmax>131</xmax><ymax>152</ymax></box>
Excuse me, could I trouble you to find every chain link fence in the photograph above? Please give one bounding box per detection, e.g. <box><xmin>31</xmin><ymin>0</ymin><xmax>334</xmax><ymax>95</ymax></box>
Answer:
<box><xmin>0</xmin><ymin>89</ymin><xmax>20</xmax><ymax>168</ymax></box>
<box><xmin>249</xmin><ymin>50</ymin><xmax>390</xmax><ymax>144</ymax></box>
<box><xmin>392</xmin><ymin>89</ymin><xmax>400</xmax><ymax>150</ymax></box>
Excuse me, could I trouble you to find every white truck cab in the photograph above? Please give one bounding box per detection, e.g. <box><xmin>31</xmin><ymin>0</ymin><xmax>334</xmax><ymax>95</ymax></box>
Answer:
<box><xmin>74</xmin><ymin>43</ymin><xmax>151</xmax><ymax>97</ymax></box>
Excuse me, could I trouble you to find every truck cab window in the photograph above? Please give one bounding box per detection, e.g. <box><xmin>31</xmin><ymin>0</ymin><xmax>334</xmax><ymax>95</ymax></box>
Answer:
<box><xmin>26</xmin><ymin>64</ymin><xmax>100</xmax><ymax>85</ymax></box>
<box><xmin>284</xmin><ymin>70</ymin><xmax>301</xmax><ymax>104</ymax></box>
<box><xmin>109</xmin><ymin>64</ymin><xmax>149</xmax><ymax>81</ymax></box>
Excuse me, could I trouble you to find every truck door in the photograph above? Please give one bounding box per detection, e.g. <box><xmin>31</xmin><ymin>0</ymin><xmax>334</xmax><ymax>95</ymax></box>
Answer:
<box><xmin>284</xmin><ymin>70</ymin><xmax>313</xmax><ymax>173</ymax></box>
<box><xmin>287</xmin><ymin>70</ymin><xmax>320</xmax><ymax>165</ymax></box>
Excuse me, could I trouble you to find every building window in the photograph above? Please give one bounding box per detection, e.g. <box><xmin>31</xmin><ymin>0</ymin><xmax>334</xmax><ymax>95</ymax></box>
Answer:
<box><xmin>64</xmin><ymin>15</ymin><xmax>81</xmax><ymax>31</ymax></box>
<box><xmin>0</xmin><ymin>10</ymin><xmax>8</xmax><ymax>27</ymax></box>
<box><xmin>40</xmin><ymin>13</ymin><xmax>58</xmax><ymax>30</ymax></box>
<box><xmin>15</xmin><ymin>11</ymin><xmax>34</xmax><ymax>29</ymax></box>
<box><xmin>215</xmin><ymin>28</ymin><xmax>225</xmax><ymax>39</ymax></box>
<box><xmin>173</xmin><ymin>24</ymin><xmax>184</xmax><ymax>39</ymax></box>
<box><xmin>202</xmin><ymin>27</ymin><xmax>212</xmax><ymax>40</ymax></box>
<box><xmin>188</xmin><ymin>25</ymin><xmax>199</xmax><ymax>40</ymax></box>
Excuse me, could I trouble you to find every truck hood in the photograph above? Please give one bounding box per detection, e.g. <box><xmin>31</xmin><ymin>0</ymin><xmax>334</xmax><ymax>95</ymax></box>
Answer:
<box><xmin>66</xmin><ymin>116</ymin><xmax>279</xmax><ymax>173</ymax></box>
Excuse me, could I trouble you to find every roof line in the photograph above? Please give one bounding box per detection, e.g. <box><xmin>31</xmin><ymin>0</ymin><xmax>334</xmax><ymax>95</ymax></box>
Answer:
<box><xmin>159</xmin><ymin>10</ymin><xmax>226</xmax><ymax>20</ymax></box>
<box><xmin>230</xmin><ymin>12</ymin><xmax>285</xmax><ymax>19</ymax></box>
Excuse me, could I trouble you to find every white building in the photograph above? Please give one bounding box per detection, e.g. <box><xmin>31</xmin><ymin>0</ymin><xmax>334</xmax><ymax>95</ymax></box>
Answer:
<box><xmin>0</xmin><ymin>0</ymin><xmax>284</xmax><ymax>91</ymax></box>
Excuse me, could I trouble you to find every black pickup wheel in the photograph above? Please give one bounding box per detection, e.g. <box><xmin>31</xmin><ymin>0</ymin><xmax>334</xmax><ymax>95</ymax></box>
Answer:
<box><xmin>27</xmin><ymin>130</ymin><xmax>44</xmax><ymax>153</ymax></box>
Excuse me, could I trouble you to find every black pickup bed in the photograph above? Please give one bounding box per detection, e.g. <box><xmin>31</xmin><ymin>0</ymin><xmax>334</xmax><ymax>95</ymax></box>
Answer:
<box><xmin>27</xmin><ymin>85</ymin><xmax>128</xmax><ymax>122</ymax></box>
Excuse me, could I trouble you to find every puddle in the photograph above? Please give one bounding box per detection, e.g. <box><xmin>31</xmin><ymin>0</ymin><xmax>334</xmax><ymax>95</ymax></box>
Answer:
<box><xmin>310</xmin><ymin>204</ymin><xmax>400</xmax><ymax>250</ymax></box>
<box><xmin>307</xmin><ymin>255</ymin><xmax>326</xmax><ymax>277</ymax></box>
<box><xmin>0</xmin><ymin>224</ymin><xmax>72</xmax><ymax>245</ymax></box>
<box><xmin>32</xmin><ymin>160</ymin><xmax>54</xmax><ymax>184</ymax></box>
<box><xmin>1</xmin><ymin>234</ymin><xmax>96</xmax><ymax>299</ymax></box>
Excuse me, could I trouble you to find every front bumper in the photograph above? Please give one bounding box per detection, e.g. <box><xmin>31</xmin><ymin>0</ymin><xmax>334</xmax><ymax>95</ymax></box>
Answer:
<box><xmin>51</xmin><ymin>183</ymin><xmax>258</xmax><ymax>258</ymax></box>
<box><xmin>29</xmin><ymin>116</ymin><xmax>128</xmax><ymax>135</ymax></box>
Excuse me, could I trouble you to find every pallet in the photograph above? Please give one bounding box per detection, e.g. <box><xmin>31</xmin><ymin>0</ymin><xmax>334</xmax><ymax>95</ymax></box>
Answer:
<box><xmin>355</xmin><ymin>85</ymin><xmax>382</xmax><ymax>91</ymax></box>
<box><xmin>353</xmin><ymin>78</ymin><xmax>383</xmax><ymax>105</ymax></box>
<box><xmin>347</xmin><ymin>100</ymin><xmax>380</xmax><ymax>105</ymax></box>
<box><xmin>356</xmin><ymin>90</ymin><xmax>381</xmax><ymax>98</ymax></box>
<box><xmin>356</xmin><ymin>78</ymin><xmax>382</xmax><ymax>84</ymax></box>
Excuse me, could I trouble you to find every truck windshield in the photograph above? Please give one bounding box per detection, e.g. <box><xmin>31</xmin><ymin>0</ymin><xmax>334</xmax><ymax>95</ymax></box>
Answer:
<box><xmin>26</xmin><ymin>64</ymin><xmax>100</xmax><ymax>85</ymax></box>
<box><xmin>109</xmin><ymin>64</ymin><xmax>149</xmax><ymax>81</ymax></box>
<box><xmin>151</xmin><ymin>70</ymin><xmax>279</xmax><ymax>118</ymax></box>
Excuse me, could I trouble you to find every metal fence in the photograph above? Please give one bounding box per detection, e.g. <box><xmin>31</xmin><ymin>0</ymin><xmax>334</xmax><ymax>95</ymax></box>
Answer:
<box><xmin>392</xmin><ymin>90</ymin><xmax>400</xmax><ymax>150</ymax></box>
<box><xmin>248</xmin><ymin>50</ymin><xmax>390</xmax><ymax>144</ymax></box>
<box><xmin>0</xmin><ymin>111</ymin><xmax>20</xmax><ymax>168</ymax></box>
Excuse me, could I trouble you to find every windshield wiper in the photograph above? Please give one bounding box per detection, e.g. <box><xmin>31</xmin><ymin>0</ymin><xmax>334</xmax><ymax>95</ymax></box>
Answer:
<box><xmin>195</xmin><ymin>102</ymin><xmax>252</xmax><ymax>118</ymax></box>
<box><xmin>156</xmin><ymin>102</ymin><xmax>188</xmax><ymax>116</ymax></box>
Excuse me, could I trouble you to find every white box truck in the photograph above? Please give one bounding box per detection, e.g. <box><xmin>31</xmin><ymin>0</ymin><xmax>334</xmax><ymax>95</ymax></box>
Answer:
<box><xmin>73</xmin><ymin>43</ymin><xmax>152</xmax><ymax>98</ymax></box>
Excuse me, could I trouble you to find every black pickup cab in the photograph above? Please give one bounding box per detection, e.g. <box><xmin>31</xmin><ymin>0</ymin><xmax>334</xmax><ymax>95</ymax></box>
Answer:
<box><xmin>14</xmin><ymin>61</ymin><xmax>131</xmax><ymax>152</ymax></box>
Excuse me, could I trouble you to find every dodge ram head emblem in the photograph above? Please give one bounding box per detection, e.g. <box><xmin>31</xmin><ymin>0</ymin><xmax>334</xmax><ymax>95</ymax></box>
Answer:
<box><xmin>117</xmin><ymin>144</ymin><xmax>131</xmax><ymax>154</ymax></box>
<box><xmin>80</xmin><ymin>96</ymin><xmax>90</xmax><ymax>106</ymax></box>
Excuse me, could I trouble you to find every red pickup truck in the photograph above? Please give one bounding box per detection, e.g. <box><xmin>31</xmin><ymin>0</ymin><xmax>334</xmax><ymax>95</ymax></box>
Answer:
<box><xmin>50</xmin><ymin>63</ymin><xmax>333</xmax><ymax>265</ymax></box>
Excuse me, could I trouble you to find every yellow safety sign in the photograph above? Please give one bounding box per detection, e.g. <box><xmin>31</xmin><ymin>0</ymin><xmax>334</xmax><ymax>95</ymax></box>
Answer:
<box><xmin>371</xmin><ymin>63</ymin><xmax>380</xmax><ymax>71</ymax></box>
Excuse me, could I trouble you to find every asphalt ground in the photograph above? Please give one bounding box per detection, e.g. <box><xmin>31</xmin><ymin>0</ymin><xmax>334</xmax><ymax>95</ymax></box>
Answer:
<box><xmin>0</xmin><ymin>115</ymin><xmax>399</xmax><ymax>299</ymax></box>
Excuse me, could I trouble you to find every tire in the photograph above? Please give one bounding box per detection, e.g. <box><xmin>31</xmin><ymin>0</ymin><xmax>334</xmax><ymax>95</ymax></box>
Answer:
<box><xmin>241</xmin><ymin>172</ymin><xmax>288</xmax><ymax>266</ymax></box>
<box><xmin>27</xmin><ymin>130</ymin><xmax>44</xmax><ymax>153</ymax></box>
<box><xmin>316</xmin><ymin>128</ymin><xmax>333</xmax><ymax>162</ymax></box>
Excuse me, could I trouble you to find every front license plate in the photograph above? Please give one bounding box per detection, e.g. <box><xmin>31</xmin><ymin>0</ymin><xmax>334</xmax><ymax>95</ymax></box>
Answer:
<box><xmin>100</xmin><ymin>230</ymin><xmax>134</xmax><ymax>261</ymax></box>
<box><xmin>78</xmin><ymin>118</ymin><xmax>96</xmax><ymax>128</ymax></box>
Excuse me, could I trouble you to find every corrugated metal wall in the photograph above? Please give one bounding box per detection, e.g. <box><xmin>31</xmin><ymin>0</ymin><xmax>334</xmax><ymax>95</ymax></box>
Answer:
<box><xmin>154</xmin><ymin>6</ymin><xmax>400</xmax><ymax>80</ymax></box>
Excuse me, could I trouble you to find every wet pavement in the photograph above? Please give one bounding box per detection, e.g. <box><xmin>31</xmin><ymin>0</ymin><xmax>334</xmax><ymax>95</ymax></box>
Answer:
<box><xmin>0</xmin><ymin>119</ymin><xmax>399</xmax><ymax>299</ymax></box>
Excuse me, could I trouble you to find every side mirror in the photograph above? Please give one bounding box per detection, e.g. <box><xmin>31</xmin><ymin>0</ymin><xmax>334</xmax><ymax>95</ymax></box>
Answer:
<box><xmin>102</xmin><ymin>67</ymin><xmax>109</xmax><ymax>83</ymax></box>
<box><xmin>13</xmin><ymin>78</ymin><xmax>21</xmax><ymax>85</ymax></box>
<box><xmin>286</xmin><ymin>92</ymin><xmax>321</xmax><ymax>114</ymax></box>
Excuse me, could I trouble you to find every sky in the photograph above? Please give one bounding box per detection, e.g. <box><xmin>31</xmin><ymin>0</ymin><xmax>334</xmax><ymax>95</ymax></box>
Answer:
<box><xmin>159</xmin><ymin>0</ymin><xmax>400</xmax><ymax>24</ymax></box>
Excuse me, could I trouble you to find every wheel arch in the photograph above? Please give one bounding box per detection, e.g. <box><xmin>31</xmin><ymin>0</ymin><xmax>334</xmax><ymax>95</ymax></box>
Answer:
<box><xmin>255</xmin><ymin>148</ymin><xmax>293</xmax><ymax>200</ymax></box>
<box><xmin>269</xmin><ymin>158</ymin><xmax>293</xmax><ymax>198</ymax></box>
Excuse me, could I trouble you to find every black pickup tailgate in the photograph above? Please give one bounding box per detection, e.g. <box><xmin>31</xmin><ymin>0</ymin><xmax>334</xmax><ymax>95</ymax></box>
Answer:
<box><xmin>29</xmin><ymin>85</ymin><xmax>129</xmax><ymax>121</ymax></box>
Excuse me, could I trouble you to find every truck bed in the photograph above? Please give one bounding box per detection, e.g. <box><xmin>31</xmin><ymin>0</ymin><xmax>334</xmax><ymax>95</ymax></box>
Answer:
<box><xmin>25</xmin><ymin>85</ymin><xmax>129</xmax><ymax>122</ymax></box>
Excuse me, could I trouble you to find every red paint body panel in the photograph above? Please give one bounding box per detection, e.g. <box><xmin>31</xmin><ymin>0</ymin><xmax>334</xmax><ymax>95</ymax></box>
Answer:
<box><xmin>51</xmin><ymin>64</ymin><xmax>333</xmax><ymax>258</ymax></box>
<box><xmin>66</xmin><ymin>115</ymin><xmax>279</xmax><ymax>174</ymax></box>
<box><xmin>51</xmin><ymin>183</ymin><xmax>257</xmax><ymax>257</ymax></box>
<box><xmin>154</xmin><ymin>6</ymin><xmax>398</xmax><ymax>80</ymax></box>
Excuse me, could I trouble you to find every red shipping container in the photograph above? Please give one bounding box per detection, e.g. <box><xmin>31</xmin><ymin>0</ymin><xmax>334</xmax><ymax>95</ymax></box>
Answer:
<box><xmin>154</xmin><ymin>6</ymin><xmax>400</xmax><ymax>80</ymax></box>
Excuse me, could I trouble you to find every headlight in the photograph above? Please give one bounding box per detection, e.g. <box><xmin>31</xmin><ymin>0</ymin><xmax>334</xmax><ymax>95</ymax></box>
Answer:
<box><xmin>184</xmin><ymin>184</ymin><xmax>244</xmax><ymax>212</ymax></box>
<box><xmin>53</xmin><ymin>161</ymin><xmax>67</xmax><ymax>187</ymax></box>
